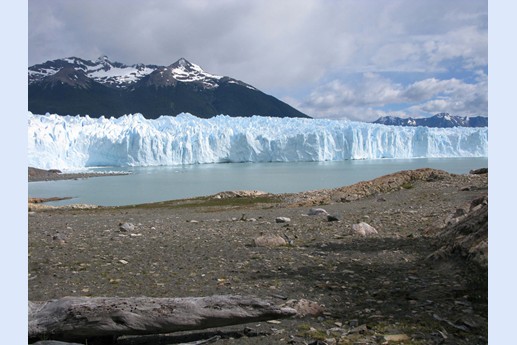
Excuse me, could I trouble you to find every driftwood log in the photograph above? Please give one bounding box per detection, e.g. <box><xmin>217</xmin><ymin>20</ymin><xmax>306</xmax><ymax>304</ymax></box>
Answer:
<box><xmin>29</xmin><ymin>295</ymin><xmax>297</xmax><ymax>341</ymax></box>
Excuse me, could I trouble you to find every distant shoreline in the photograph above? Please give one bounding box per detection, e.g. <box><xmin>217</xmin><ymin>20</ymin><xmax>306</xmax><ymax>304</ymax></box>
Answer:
<box><xmin>28</xmin><ymin>167</ymin><xmax>129</xmax><ymax>182</ymax></box>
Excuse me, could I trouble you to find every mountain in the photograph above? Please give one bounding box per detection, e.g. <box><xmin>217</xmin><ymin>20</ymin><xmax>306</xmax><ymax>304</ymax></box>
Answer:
<box><xmin>373</xmin><ymin>113</ymin><xmax>488</xmax><ymax>128</ymax></box>
<box><xmin>28</xmin><ymin>56</ymin><xmax>310</xmax><ymax>119</ymax></box>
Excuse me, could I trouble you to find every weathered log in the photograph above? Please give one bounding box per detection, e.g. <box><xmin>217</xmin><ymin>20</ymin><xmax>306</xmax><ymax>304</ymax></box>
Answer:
<box><xmin>29</xmin><ymin>295</ymin><xmax>297</xmax><ymax>341</ymax></box>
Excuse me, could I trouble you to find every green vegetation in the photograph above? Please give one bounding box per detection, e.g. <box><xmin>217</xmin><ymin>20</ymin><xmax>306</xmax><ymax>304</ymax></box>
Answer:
<box><xmin>401</xmin><ymin>182</ymin><xmax>414</xmax><ymax>189</ymax></box>
<box><xmin>118</xmin><ymin>195</ymin><xmax>282</xmax><ymax>211</ymax></box>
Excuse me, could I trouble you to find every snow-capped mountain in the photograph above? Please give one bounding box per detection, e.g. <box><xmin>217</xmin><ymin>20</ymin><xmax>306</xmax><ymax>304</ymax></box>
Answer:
<box><xmin>28</xmin><ymin>56</ymin><xmax>308</xmax><ymax>119</ymax></box>
<box><xmin>28</xmin><ymin>55</ymin><xmax>158</xmax><ymax>88</ymax></box>
<box><xmin>373</xmin><ymin>113</ymin><xmax>488</xmax><ymax>128</ymax></box>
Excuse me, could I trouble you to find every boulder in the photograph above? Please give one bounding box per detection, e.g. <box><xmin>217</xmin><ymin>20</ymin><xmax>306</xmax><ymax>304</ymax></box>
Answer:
<box><xmin>119</xmin><ymin>222</ymin><xmax>135</xmax><ymax>232</ymax></box>
<box><xmin>275</xmin><ymin>217</ymin><xmax>291</xmax><ymax>223</ymax></box>
<box><xmin>308</xmin><ymin>208</ymin><xmax>329</xmax><ymax>216</ymax></box>
<box><xmin>282</xmin><ymin>298</ymin><xmax>325</xmax><ymax>317</ymax></box>
<box><xmin>327</xmin><ymin>215</ymin><xmax>339</xmax><ymax>222</ymax></box>
<box><xmin>351</xmin><ymin>222</ymin><xmax>378</xmax><ymax>236</ymax></box>
<box><xmin>252</xmin><ymin>234</ymin><xmax>287</xmax><ymax>247</ymax></box>
<box><xmin>427</xmin><ymin>196</ymin><xmax>488</xmax><ymax>269</ymax></box>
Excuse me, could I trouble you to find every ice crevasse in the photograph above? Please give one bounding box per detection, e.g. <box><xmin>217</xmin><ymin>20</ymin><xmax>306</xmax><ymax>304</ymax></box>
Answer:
<box><xmin>28</xmin><ymin>112</ymin><xmax>488</xmax><ymax>170</ymax></box>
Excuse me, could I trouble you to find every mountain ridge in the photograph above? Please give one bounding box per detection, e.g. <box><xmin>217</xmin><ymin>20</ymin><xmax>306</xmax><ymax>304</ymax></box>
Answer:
<box><xmin>28</xmin><ymin>56</ymin><xmax>310</xmax><ymax>119</ymax></box>
<box><xmin>373</xmin><ymin>113</ymin><xmax>488</xmax><ymax>128</ymax></box>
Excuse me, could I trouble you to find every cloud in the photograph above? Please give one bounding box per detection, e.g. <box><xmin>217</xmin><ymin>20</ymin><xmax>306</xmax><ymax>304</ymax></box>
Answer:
<box><xmin>28</xmin><ymin>0</ymin><xmax>487</xmax><ymax>121</ymax></box>
<box><xmin>300</xmin><ymin>71</ymin><xmax>487</xmax><ymax>121</ymax></box>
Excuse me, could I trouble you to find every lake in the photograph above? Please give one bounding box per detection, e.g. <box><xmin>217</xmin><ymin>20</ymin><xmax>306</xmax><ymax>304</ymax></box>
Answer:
<box><xmin>28</xmin><ymin>157</ymin><xmax>488</xmax><ymax>207</ymax></box>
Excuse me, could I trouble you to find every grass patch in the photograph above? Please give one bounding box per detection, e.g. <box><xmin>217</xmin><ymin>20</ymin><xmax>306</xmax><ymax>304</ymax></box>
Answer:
<box><xmin>401</xmin><ymin>182</ymin><xmax>414</xmax><ymax>189</ymax></box>
<box><xmin>296</xmin><ymin>327</ymin><xmax>327</xmax><ymax>341</ymax></box>
<box><xmin>117</xmin><ymin>195</ymin><xmax>282</xmax><ymax>211</ymax></box>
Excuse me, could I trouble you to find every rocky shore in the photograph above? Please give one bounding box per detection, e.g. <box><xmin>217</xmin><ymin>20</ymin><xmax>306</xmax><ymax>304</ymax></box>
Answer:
<box><xmin>28</xmin><ymin>168</ymin><xmax>488</xmax><ymax>345</ymax></box>
<box><xmin>28</xmin><ymin>167</ymin><xmax>129</xmax><ymax>182</ymax></box>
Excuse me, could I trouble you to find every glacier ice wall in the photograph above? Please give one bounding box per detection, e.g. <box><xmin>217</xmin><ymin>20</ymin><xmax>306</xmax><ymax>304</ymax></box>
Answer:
<box><xmin>28</xmin><ymin>112</ymin><xmax>488</xmax><ymax>170</ymax></box>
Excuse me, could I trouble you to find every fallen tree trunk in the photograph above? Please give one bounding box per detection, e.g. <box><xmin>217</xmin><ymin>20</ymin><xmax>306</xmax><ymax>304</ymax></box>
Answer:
<box><xmin>29</xmin><ymin>295</ymin><xmax>297</xmax><ymax>341</ymax></box>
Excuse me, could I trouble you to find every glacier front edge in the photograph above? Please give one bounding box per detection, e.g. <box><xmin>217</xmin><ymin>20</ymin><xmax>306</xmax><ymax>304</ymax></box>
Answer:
<box><xmin>28</xmin><ymin>112</ymin><xmax>488</xmax><ymax>170</ymax></box>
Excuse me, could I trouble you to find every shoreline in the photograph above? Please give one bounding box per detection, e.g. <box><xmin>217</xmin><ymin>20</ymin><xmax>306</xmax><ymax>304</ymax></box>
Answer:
<box><xmin>28</xmin><ymin>166</ymin><xmax>130</xmax><ymax>182</ymax></box>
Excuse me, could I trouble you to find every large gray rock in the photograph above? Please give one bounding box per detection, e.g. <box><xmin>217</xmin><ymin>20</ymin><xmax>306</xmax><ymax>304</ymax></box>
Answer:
<box><xmin>252</xmin><ymin>234</ymin><xmax>288</xmax><ymax>247</ymax></box>
<box><xmin>351</xmin><ymin>222</ymin><xmax>378</xmax><ymax>236</ymax></box>
<box><xmin>119</xmin><ymin>222</ymin><xmax>135</xmax><ymax>232</ymax></box>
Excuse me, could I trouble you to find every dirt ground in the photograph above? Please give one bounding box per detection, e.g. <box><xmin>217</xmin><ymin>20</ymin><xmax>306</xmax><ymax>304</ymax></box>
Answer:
<box><xmin>28</xmin><ymin>168</ymin><xmax>488</xmax><ymax>345</ymax></box>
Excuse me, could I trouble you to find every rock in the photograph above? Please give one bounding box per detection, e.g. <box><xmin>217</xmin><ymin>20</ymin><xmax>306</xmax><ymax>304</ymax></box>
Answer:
<box><xmin>351</xmin><ymin>222</ymin><xmax>378</xmax><ymax>236</ymax></box>
<box><xmin>384</xmin><ymin>334</ymin><xmax>410</xmax><ymax>342</ymax></box>
<box><xmin>308</xmin><ymin>208</ymin><xmax>329</xmax><ymax>216</ymax></box>
<box><xmin>327</xmin><ymin>215</ymin><xmax>339</xmax><ymax>222</ymax></box>
<box><xmin>348</xmin><ymin>324</ymin><xmax>368</xmax><ymax>334</ymax></box>
<box><xmin>52</xmin><ymin>233</ymin><xmax>66</xmax><ymax>244</ymax></box>
<box><xmin>308</xmin><ymin>341</ymin><xmax>328</xmax><ymax>345</ymax></box>
<box><xmin>252</xmin><ymin>234</ymin><xmax>287</xmax><ymax>247</ymax></box>
<box><xmin>283</xmin><ymin>298</ymin><xmax>325</xmax><ymax>317</ymax></box>
<box><xmin>276</xmin><ymin>217</ymin><xmax>291</xmax><ymax>223</ymax></box>
<box><xmin>469</xmin><ymin>167</ymin><xmax>487</xmax><ymax>174</ymax></box>
<box><xmin>119</xmin><ymin>222</ymin><xmax>135</xmax><ymax>232</ymax></box>
<box><xmin>341</xmin><ymin>194</ymin><xmax>360</xmax><ymax>202</ymax></box>
<box><xmin>427</xmin><ymin>196</ymin><xmax>488</xmax><ymax>269</ymax></box>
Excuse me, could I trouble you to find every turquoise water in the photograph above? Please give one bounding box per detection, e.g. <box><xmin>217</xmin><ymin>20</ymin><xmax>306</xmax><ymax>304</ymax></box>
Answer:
<box><xmin>28</xmin><ymin>157</ymin><xmax>488</xmax><ymax>207</ymax></box>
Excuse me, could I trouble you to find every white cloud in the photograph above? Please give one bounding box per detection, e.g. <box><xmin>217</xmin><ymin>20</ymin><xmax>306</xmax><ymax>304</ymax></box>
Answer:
<box><xmin>301</xmin><ymin>71</ymin><xmax>487</xmax><ymax>121</ymax></box>
<box><xmin>28</xmin><ymin>0</ymin><xmax>487</xmax><ymax>121</ymax></box>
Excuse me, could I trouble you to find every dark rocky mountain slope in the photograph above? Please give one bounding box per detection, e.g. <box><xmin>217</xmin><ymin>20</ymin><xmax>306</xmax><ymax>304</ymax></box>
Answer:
<box><xmin>28</xmin><ymin>56</ymin><xmax>310</xmax><ymax>119</ymax></box>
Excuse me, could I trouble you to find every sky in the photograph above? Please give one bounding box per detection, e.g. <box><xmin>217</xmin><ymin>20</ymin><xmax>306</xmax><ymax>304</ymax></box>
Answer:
<box><xmin>28</xmin><ymin>0</ymin><xmax>488</xmax><ymax>122</ymax></box>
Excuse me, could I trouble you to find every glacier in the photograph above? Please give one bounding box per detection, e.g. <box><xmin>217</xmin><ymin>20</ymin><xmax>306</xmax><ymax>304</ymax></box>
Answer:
<box><xmin>28</xmin><ymin>112</ymin><xmax>488</xmax><ymax>170</ymax></box>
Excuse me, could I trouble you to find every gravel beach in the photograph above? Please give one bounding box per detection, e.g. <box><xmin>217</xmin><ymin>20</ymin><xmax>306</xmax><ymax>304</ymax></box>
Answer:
<box><xmin>28</xmin><ymin>168</ymin><xmax>488</xmax><ymax>345</ymax></box>
<box><xmin>28</xmin><ymin>167</ymin><xmax>129</xmax><ymax>182</ymax></box>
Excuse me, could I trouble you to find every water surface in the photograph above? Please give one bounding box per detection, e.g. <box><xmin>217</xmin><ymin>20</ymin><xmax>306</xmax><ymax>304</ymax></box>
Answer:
<box><xmin>29</xmin><ymin>157</ymin><xmax>488</xmax><ymax>206</ymax></box>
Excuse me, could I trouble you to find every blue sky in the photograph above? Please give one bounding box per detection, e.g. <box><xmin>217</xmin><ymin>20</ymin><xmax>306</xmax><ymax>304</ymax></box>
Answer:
<box><xmin>28</xmin><ymin>0</ymin><xmax>487</xmax><ymax>121</ymax></box>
